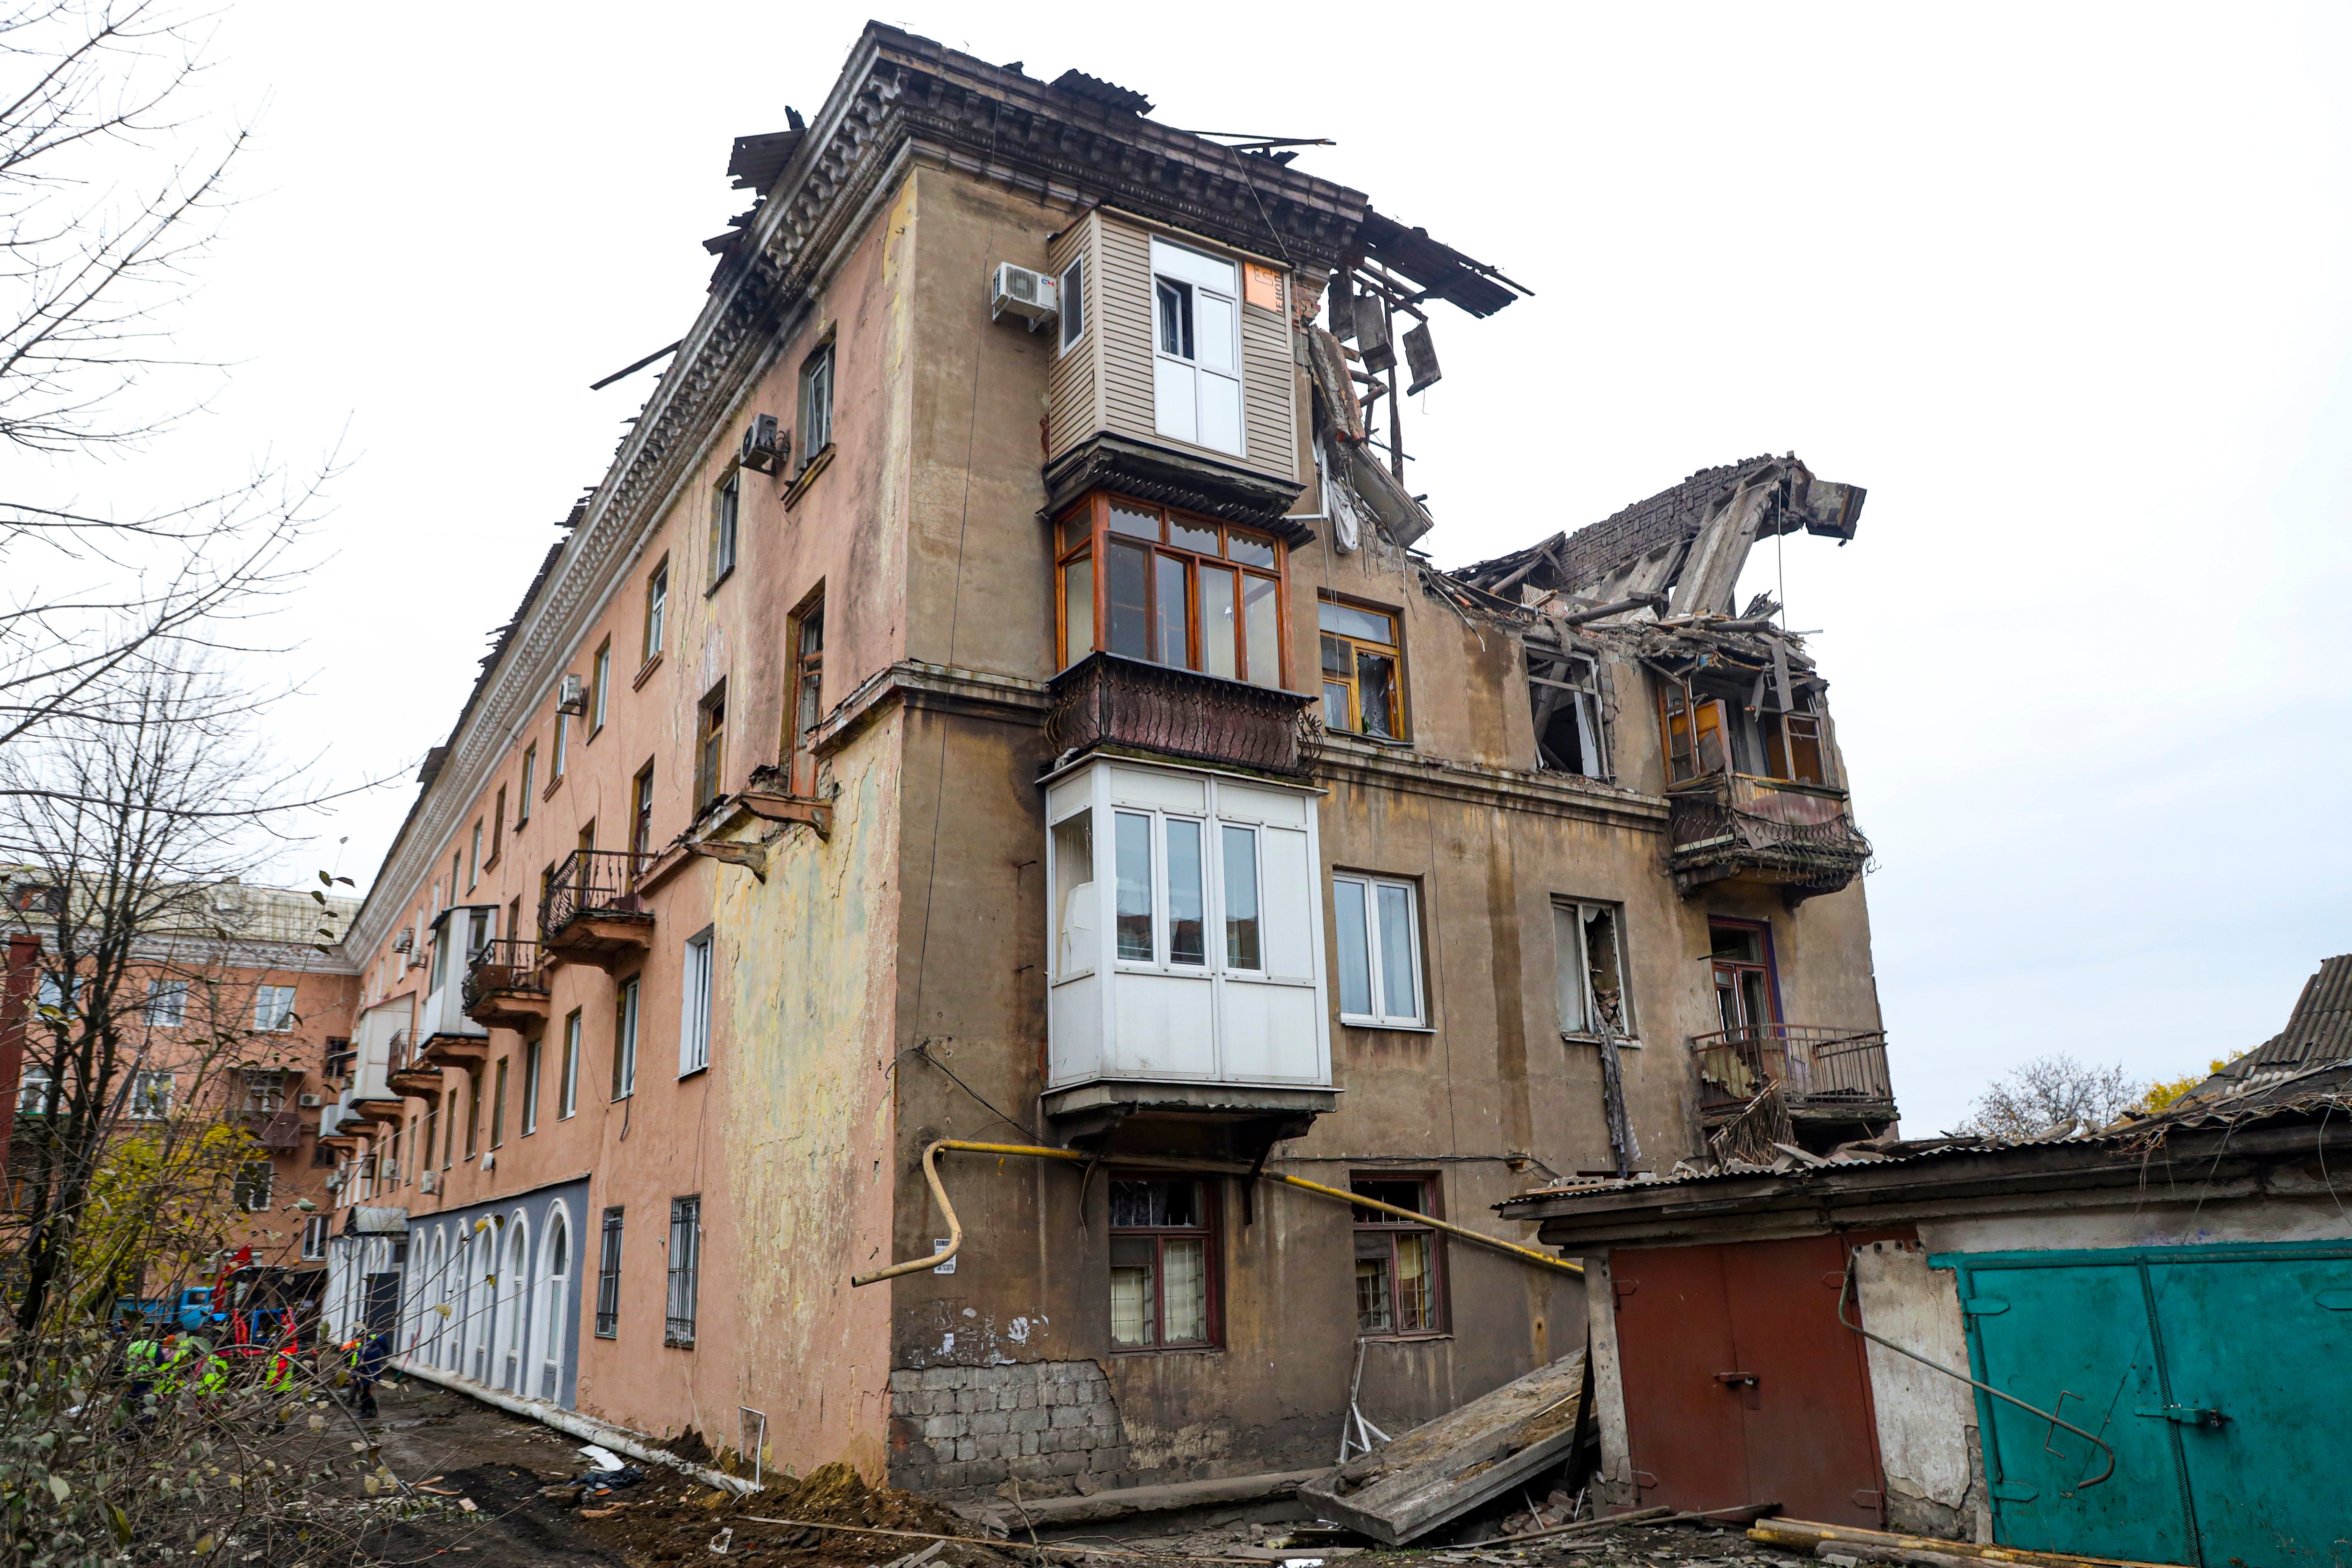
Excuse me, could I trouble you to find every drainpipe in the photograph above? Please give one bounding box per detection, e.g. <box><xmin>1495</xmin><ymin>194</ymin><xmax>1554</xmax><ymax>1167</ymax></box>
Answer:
<box><xmin>851</xmin><ymin>1139</ymin><xmax>1582</xmax><ymax>1287</ymax></box>
<box><xmin>392</xmin><ymin>1354</ymin><xmax>761</xmax><ymax>1496</ymax></box>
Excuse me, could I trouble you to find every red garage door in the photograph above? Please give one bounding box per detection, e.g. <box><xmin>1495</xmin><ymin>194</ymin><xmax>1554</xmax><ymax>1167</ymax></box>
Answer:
<box><xmin>1610</xmin><ymin>1233</ymin><xmax>1900</xmax><ymax>1524</ymax></box>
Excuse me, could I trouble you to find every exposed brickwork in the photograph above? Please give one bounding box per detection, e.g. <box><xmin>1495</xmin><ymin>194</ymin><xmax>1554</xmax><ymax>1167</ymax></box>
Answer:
<box><xmin>887</xmin><ymin>1360</ymin><xmax>1129</xmax><ymax>1496</ymax></box>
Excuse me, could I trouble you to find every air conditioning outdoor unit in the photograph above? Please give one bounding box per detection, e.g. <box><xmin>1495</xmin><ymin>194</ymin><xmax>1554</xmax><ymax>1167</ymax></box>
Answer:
<box><xmin>739</xmin><ymin>413</ymin><xmax>788</xmax><ymax>475</ymax></box>
<box><xmin>298</xmin><ymin>1092</ymin><xmax>323</xmax><ymax>1108</ymax></box>
<box><xmin>393</xmin><ymin>927</ymin><xmax>413</xmax><ymax>954</ymax></box>
<box><xmin>989</xmin><ymin>263</ymin><xmax>1059</xmax><ymax>330</ymax></box>
<box><xmin>558</xmin><ymin>673</ymin><xmax>588</xmax><ymax>716</ymax></box>
<box><xmin>420</xmin><ymin>1170</ymin><xmax>438</xmax><ymax>1194</ymax></box>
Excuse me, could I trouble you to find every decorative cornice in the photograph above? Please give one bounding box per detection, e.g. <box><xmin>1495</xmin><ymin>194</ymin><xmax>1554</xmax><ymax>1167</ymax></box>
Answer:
<box><xmin>1314</xmin><ymin>739</ymin><xmax>1672</xmax><ymax>834</ymax></box>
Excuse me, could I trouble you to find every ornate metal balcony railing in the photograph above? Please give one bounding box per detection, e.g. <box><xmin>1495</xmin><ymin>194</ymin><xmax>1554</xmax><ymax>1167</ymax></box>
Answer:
<box><xmin>384</xmin><ymin>1029</ymin><xmax>413</xmax><ymax>1074</ymax></box>
<box><xmin>539</xmin><ymin>849</ymin><xmax>650</xmax><ymax>940</ymax></box>
<box><xmin>1043</xmin><ymin>652</ymin><xmax>1321</xmax><ymax>778</ymax></box>
<box><xmin>1666</xmin><ymin>774</ymin><xmax>1872</xmax><ymax>903</ymax></box>
<box><xmin>462</xmin><ymin>937</ymin><xmax>548</xmax><ymax>1013</ymax></box>
<box><xmin>1692</xmin><ymin>1024</ymin><xmax>1893</xmax><ymax>1121</ymax></box>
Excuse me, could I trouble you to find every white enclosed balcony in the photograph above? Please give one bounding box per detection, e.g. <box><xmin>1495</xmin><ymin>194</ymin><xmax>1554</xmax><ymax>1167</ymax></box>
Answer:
<box><xmin>418</xmin><ymin>903</ymin><xmax>495</xmax><ymax>1047</ymax></box>
<box><xmin>1043</xmin><ymin>756</ymin><xmax>1335</xmax><ymax>1148</ymax></box>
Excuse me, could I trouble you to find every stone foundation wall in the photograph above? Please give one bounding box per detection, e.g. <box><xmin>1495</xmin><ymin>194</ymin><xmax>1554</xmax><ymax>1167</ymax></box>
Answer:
<box><xmin>888</xmin><ymin>1360</ymin><xmax>1130</xmax><ymax>1496</ymax></box>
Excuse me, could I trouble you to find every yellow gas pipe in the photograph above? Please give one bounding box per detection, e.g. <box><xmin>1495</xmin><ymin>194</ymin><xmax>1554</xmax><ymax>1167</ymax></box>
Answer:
<box><xmin>849</xmin><ymin>1139</ymin><xmax>1581</xmax><ymax>1288</ymax></box>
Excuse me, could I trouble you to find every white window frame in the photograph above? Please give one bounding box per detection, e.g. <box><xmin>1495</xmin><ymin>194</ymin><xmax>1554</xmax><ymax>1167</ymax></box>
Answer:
<box><xmin>301</xmin><ymin>1214</ymin><xmax>330</xmax><ymax>1261</ymax></box>
<box><xmin>679</xmin><ymin>927</ymin><xmax>714</xmax><ymax>1077</ymax></box>
<box><xmin>236</xmin><ymin>1160</ymin><xmax>274</xmax><ymax>1212</ymax></box>
<box><xmin>16</xmin><ymin>1067</ymin><xmax>51</xmax><ymax>1116</ymax></box>
<box><xmin>559</xmin><ymin>1010</ymin><xmax>581</xmax><ymax>1119</ymax></box>
<box><xmin>592</xmin><ymin>642</ymin><xmax>611</xmax><ymax>732</ymax></box>
<box><xmin>1331</xmin><ymin>873</ymin><xmax>1427</xmax><ymax>1029</ymax></box>
<box><xmin>254</xmin><ymin>984</ymin><xmax>297</xmax><ymax>1032</ymax></box>
<box><xmin>1553</xmin><ymin>898</ymin><xmax>1638</xmax><ymax>1044</ymax></box>
<box><xmin>145</xmin><ymin>980</ymin><xmax>187</xmax><ymax>1028</ymax></box>
<box><xmin>128</xmin><ymin>1070</ymin><xmax>173</xmax><ymax>1120</ymax></box>
<box><xmin>1095</xmin><ymin>808</ymin><xmax>1268</xmax><ymax>980</ymax></box>
<box><xmin>1149</xmin><ymin>238</ymin><xmax>1244</xmax><ymax>458</ymax></box>
<box><xmin>798</xmin><ymin>343</ymin><xmax>834</xmax><ymax>465</ymax></box>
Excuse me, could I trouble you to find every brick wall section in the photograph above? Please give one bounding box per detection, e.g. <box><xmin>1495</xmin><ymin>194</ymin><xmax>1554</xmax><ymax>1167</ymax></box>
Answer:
<box><xmin>888</xmin><ymin>1360</ymin><xmax>1130</xmax><ymax>1496</ymax></box>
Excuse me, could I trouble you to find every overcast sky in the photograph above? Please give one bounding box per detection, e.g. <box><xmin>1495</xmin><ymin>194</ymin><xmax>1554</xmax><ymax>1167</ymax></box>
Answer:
<box><xmin>94</xmin><ymin>2</ymin><xmax>2352</xmax><ymax>1132</ymax></box>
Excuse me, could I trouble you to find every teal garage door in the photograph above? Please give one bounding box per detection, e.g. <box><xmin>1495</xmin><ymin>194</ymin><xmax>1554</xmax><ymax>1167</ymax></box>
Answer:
<box><xmin>1934</xmin><ymin>1242</ymin><xmax>2352</xmax><ymax>1568</ymax></box>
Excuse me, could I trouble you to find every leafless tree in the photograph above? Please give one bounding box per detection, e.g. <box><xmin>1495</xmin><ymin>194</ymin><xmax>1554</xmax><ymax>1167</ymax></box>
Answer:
<box><xmin>0</xmin><ymin>0</ymin><xmax>338</xmax><ymax>758</ymax></box>
<box><xmin>1956</xmin><ymin>1054</ymin><xmax>2148</xmax><ymax>1141</ymax></box>
<box><xmin>0</xmin><ymin>658</ymin><xmax>348</xmax><ymax>1329</ymax></box>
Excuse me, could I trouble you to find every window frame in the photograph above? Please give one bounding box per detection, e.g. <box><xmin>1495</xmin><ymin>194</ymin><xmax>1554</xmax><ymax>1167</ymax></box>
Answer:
<box><xmin>595</xmin><ymin>1206</ymin><xmax>623</xmax><ymax>1338</ymax></box>
<box><xmin>1052</xmin><ymin>492</ymin><xmax>1287</xmax><ymax>687</ymax></box>
<box><xmin>301</xmin><ymin>1214</ymin><xmax>330</xmax><ymax>1261</ymax></box>
<box><xmin>694</xmin><ymin>680</ymin><xmax>727</xmax><ymax>816</ymax></box>
<box><xmin>679</xmin><ymin>926</ymin><xmax>714</xmax><ymax>1078</ymax></box>
<box><xmin>789</xmin><ymin>590</ymin><xmax>825</xmax><ymax>796</ymax></box>
<box><xmin>1148</xmin><ymin>237</ymin><xmax>1244</xmax><ymax>457</ymax></box>
<box><xmin>1318</xmin><ymin>597</ymin><xmax>1406</xmax><ymax>740</ymax></box>
<box><xmin>128</xmin><ymin>1069</ymin><xmax>174</xmax><ymax>1120</ymax></box>
<box><xmin>629</xmin><ymin>761</ymin><xmax>656</xmax><ymax>865</ymax></box>
<box><xmin>1058</xmin><ymin>255</ymin><xmax>1086</xmax><ymax>354</ymax></box>
<box><xmin>642</xmin><ymin>557</ymin><xmax>670</xmax><ymax>667</ymax></box>
<box><xmin>233</xmin><ymin>1159</ymin><xmax>274</xmax><ymax>1213</ymax></box>
<box><xmin>1106</xmin><ymin>1173</ymin><xmax>1220</xmax><ymax>1353</ymax></box>
<box><xmin>591</xmin><ymin>638</ymin><xmax>611</xmax><ymax>735</ymax></box>
<box><xmin>1350</xmin><ymin>1175</ymin><xmax>1449</xmax><ymax>1339</ymax></box>
<box><xmin>1090</xmin><ymin>806</ymin><xmax>1270</xmax><ymax>979</ymax></box>
<box><xmin>145</xmin><ymin>979</ymin><xmax>187</xmax><ymax>1029</ymax></box>
<box><xmin>1709</xmin><ymin>917</ymin><xmax>1783</xmax><ymax>1038</ymax></box>
<box><xmin>1330</xmin><ymin>873</ymin><xmax>1427</xmax><ymax>1029</ymax></box>
<box><xmin>709</xmin><ymin>469</ymin><xmax>740</xmax><ymax>589</ymax></box>
<box><xmin>520</xmin><ymin>1036</ymin><xmax>542</xmax><ymax>1135</ymax></box>
<box><xmin>518</xmin><ymin>748</ymin><xmax>536</xmax><ymax>822</ymax></box>
<box><xmin>559</xmin><ymin>1009</ymin><xmax>581</xmax><ymax>1119</ymax></box>
<box><xmin>469</xmin><ymin>820</ymin><xmax>483</xmax><ymax>890</ymax></box>
<box><xmin>1553</xmin><ymin>898</ymin><xmax>1638</xmax><ymax>1044</ymax></box>
<box><xmin>253</xmin><ymin>984</ymin><xmax>297</xmax><ymax>1033</ymax></box>
<box><xmin>491</xmin><ymin>786</ymin><xmax>507</xmax><ymax>864</ymax></box>
<box><xmin>611</xmin><ymin>975</ymin><xmax>640</xmax><ymax>1101</ymax></box>
<box><xmin>665</xmin><ymin>1195</ymin><xmax>701</xmax><ymax>1349</ymax></box>
<box><xmin>798</xmin><ymin>343</ymin><xmax>834</xmax><ymax>469</ymax></box>
<box><xmin>490</xmin><ymin>1055</ymin><xmax>509</xmax><ymax>1149</ymax></box>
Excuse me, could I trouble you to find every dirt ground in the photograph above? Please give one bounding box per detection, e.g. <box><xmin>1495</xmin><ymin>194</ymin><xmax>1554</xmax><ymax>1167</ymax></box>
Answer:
<box><xmin>346</xmin><ymin>1380</ymin><xmax>1819</xmax><ymax>1568</ymax></box>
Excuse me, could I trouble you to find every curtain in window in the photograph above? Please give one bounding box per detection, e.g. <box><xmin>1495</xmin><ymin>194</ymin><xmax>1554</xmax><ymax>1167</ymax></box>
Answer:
<box><xmin>1161</xmin><ymin>1238</ymin><xmax>1207</xmax><ymax>1342</ymax></box>
<box><xmin>1110</xmin><ymin>1242</ymin><xmax>1155</xmax><ymax>1348</ymax></box>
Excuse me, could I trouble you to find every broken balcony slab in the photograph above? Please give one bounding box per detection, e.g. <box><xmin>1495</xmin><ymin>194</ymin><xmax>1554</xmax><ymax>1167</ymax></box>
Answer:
<box><xmin>1297</xmin><ymin>1348</ymin><xmax>1587</xmax><ymax>1546</ymax></box>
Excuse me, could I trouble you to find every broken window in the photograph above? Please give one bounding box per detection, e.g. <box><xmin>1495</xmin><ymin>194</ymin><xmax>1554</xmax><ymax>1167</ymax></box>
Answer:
<box><xmin>1352</xmin><ymin>1177</ymin><xmax>1445</xmax><ymax>1336</ymax></box>
<box><xmin>630</xmin><ymin>761</ymin><xmax>655</xmax><ymax>865</ymax></box>
<box><xmin>1109</xmin><ymin>1176</ymin><xmax>1216</xmax><ymax>1350</ymax></box>
<box><xmin>1528</xmin><ymin>645</ymin><xmax>1607</xmax><ymax>778</ymax></box>
<box><xmin>1320</xmin><ymin>600</ymin><xmax>1402</xmax><ymax>739</ymax></box>
<box><xmin>1710</xmin><ymin>921</ymin><xmax>1778</xmax><ymax>1038</ymax></box>
<box><xmin>790</xmin><ymin>592</ymin><xmax>824</xmax><ymax>794</ymax></box>
<box><xmin>1660</xmin><ymin>660</ymin><xmax>1836</xmax><ymax>788</ymax></box>
<box><xmin>1553</xmin><ymin>900</ymin><xmax>1634</xmax><ymax>1040</ymax></box>
<box><xmin>1150</xmin><ymin>238</ymin><xmax>1242</xmax><ymax>455</ymax></box>
<box><xmin>694</xmin><ymin>681</ymin><xmax>727</xmax><ymax>814</ymax></box>
<box><xmin>1661</xmin><ymin>683</ymin><xmax>1728</xmax><ymax>784</ymax></box>
<box><xmin>1764</xmin><ymin>704</ymin><xmax>1829</xmax><ymax>786</ymax></box>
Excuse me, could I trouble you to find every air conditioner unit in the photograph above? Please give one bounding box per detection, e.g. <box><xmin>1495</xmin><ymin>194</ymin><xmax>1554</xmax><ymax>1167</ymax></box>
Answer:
<box><xmin>298</xmin><ymin>1092</ymin><xmax>323</xmax><ymax>1109</ymax></box>
<box><xmin>557</xmin><ymin>673</ymin><xmax>588</xmax><ymax>716</ymax></box>
<box><xmin>393</xmin><ymin>927</ymin><xmax>413</xmax><ymax>954</ymax></box>
<box><xmin>739</xmin><ymin>413</ymin><xmax>788</xmax><ymax>475</ymax></box>
<box><xmin>420</xmin><ymin>1170</ymin><xmax>438</xmax><ymax>1194</ymax></box>
<box><xmin>990</xmin><ymin>263</ymin><xmax>1058</xmax><ymax>330</ymax></box>
<box><xmin>481</xmin><ymin>1152</ymin><xmax>495</xmax><ymax>1173</ymax></box>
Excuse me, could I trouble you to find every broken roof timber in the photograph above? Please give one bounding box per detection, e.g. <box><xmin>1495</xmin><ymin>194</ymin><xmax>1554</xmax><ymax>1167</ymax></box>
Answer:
<box><xmin>1355</xmin><ymin>209</ymin><xmax>1530</xmax><ymax>318</ymax></box>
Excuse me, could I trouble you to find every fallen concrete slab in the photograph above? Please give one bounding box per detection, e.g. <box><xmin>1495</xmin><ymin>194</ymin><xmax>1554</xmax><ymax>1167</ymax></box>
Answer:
<box><xmin>1297</xmin><ymin>1350</ymin><xmax>1587</xmax><ymax>1546</ymax></box>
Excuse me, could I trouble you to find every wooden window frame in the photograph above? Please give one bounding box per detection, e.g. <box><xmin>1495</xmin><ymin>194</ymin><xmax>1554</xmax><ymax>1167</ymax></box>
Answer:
<box><xmin>1106</xmin><ymin>1172</ymin><xmax>1222</xmax><ymax>1352</ymax></box>
<box><xmin>1052</xmin><ymin>491</ymin><xmax>1287</xmax><ymax>687</ymax></box>
<box><xmin>490</xmin><ymin>787</ymin><xmax>507</xmax><ymax>866</ymax></box>
<box><xmin>1350</xmin><ymin>1174</ymin><xmax>1449</xmax><ymax>1338</ymax></box>
<box><xmin>1317</xmin><ymin>596</ymin><xmax>1406</xmax><ymax>740</ymax></box>
<box><xmin>1659</xmin><ymin>680</ymin><xmax>1728</xmax><ymax>785</ymax></box>
<box><xmin>788</xmin><ymin>589</ymin><xmax>825</xmax><ymax>796</ymax></box>
<box><xmin>694</xmin><ymin>681</ymin><xmax>727</xmax><ymax>816</ymax></box>
<box><xmin>518</xmin><ymin>748</ymin><xmax>535</xmax><ymax>823</ymax></box>
<box><xmin>612</xmin><ymin>974</ymin><xmax>640</xmax><ymax>1101</ymax></box>
<box><xmin>1709</xmin><ymin>917</ymin><xmax>1783</xmax><ymax>1037</ymax></box>
<box><xmin>630</xmin><ymin>761</ymin><xmax>656</xmax><ymax>865</ymax></box>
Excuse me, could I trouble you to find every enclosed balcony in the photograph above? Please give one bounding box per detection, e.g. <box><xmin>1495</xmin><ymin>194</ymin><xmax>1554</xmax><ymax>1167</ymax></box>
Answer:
<box><xmin>539</xmin><ymin>849</ymin><xmax>653</xmax><ymax>970</ymax></box>
<box><xmin>417</xmin><ymin>903</ymin><xmax>495</xmax><ymax>1058</ymax></box>
<box><xmin>1693</xmin><ymin>1024</ymin><xmax>1896</xmax><ymax>1154</ymax></box>
<box><xmin>1665</xmin><ymin>774</ymin><xmax>1871</xmax><ymax>905</ymax></box>
<box><xmin>1041</xmin><ymin>754</ymin><xmax>1334</xmax><ymax>1157</ymax></box>
<box><xmin>463</xmin><ymin>937</ymin><xmax>550</xmax><ymax>1028</ymax></box>
<box><xmin>1045</xmin><ymin>652</ymin><xmax>1320</xmax><ymax>780</ymax></box>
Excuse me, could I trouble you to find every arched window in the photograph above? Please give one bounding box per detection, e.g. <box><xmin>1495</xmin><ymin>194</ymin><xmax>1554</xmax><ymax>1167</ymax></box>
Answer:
<box><xmin>499</xmin><ymin>1211</ymin><xmax>531</xmax><ymax>1393</ymax></box>
<box><xmin>535</xmin><ymin>1205</ymin><xmax>572</xmax><ymax>1402</ymax></box>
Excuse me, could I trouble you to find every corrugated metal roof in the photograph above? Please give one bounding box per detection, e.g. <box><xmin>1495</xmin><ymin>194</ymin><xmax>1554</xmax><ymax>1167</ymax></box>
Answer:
<box><xmin>2250</xmin><ymin>954</ymin><xmax>2352</xmax><ymax>1071</ymax></box>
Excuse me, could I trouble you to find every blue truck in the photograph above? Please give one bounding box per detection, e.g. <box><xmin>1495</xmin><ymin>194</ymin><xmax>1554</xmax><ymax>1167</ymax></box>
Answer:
<box><xmin>113</xmin><ymin>1287</ymin><xmax>223</xmax><ymax>1332</ymax></box>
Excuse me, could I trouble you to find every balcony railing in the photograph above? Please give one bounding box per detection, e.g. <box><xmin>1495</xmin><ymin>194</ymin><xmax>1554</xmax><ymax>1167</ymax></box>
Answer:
<box><xmin>384</xmin><ymin>1029</ymin><xmax>413</xmax><ymax>1074</ymax></box>
<box><xmin>462</xmin><ymin>937</ymin><xmax>548</xmax><ymax>1014</ymax></box>
<box><xmin>539</xmin><ymin>849</ymin><xmax>651</xmax><ymax>940</ymax></box>
<box><xmin>1693</xmin><ymin>1024</ymin><xmax>1894</xmax><ymax>1122</ymax></box>
<box><xmin>1666</xmin><ymin>774</ymin><xmax>1871</xmax><ymax>903</ymax></box>
<box><xmin>1044</xmin><ymin>652</ymin><xmax>1321</xmax><ymax>779</ymax></box>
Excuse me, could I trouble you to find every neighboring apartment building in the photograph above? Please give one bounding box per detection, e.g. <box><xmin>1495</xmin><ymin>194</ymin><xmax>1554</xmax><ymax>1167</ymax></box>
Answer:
<box><xmin>321</xmin><ymin>27</ymin><xmax>1893</xmax><ymax>1495</ymax></box>
<box><xmin>3</xmin><ymin>874</ymin><xmax>360</xmax><ymax>1276</ymax></box>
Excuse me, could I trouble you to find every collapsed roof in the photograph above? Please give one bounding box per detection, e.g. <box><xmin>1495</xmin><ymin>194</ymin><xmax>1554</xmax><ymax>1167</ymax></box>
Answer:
<box><xmin>1458</xmin><ymin>454</ymin><xmax>1865</xmax><ymax>621</ymax></box>
<box><xmin>2188</xmin><ymin>953</ymin><xmax>2352</xmax><ymax>1105</ymax></box>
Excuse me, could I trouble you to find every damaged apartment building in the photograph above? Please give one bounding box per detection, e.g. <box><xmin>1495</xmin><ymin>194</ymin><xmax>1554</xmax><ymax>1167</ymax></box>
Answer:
<box><xmin>316</xmin><ymin>26</ymin><xmax>1893</xmax><ymax>1500</ymax></box>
